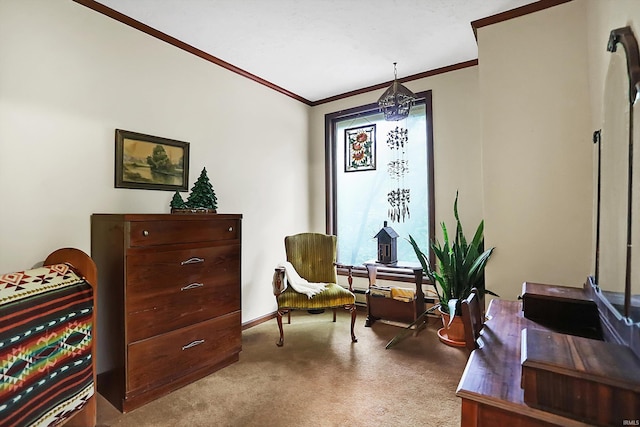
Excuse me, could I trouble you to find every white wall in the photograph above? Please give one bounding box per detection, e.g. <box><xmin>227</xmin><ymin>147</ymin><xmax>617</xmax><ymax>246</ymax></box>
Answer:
<box><xmin>477</xmin><ymin>1</ymin><xmax>594</xmax><ymax>301</ymax></box>
<box><xmin>0</xmin><ymin>0</ymin><xmax>310</xmax><ymax>323</ymax></box>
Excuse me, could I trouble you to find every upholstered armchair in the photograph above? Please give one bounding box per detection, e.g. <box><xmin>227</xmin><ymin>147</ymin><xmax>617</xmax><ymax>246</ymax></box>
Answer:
<box><xmin>272</xmin><ymin>233</ymin><xmax>357</xmax><ymax>347</ymax></box>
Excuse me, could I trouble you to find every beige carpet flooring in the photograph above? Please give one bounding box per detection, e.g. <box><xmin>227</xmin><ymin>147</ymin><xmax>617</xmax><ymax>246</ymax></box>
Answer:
<box><xmin>97</xmin><ymin>309</ymin><xmax>468</xmax><ymax>427</ymax></box>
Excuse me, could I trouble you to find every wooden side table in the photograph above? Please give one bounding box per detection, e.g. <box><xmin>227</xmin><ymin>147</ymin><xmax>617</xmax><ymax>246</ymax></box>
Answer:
<box><xmin>363</xmin><ymin>261</ymin><xmax>425</xmax><ymax>327</ymax></box>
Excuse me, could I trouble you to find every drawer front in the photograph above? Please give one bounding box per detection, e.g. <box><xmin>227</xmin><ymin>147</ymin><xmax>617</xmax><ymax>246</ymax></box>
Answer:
<box><xmin>126</xmin><ymin>312</ymin><xmax>241</xmax><ymax>394</ymax></box>
<box><xmin>129</xmin><ymin>218</ymin><xmax>239</xmax><ymax>247</ymax></box>
<box><xmin>125</xmin><ymin>244</ymin><xmax>240</xmax><ymax>341</ymax></box>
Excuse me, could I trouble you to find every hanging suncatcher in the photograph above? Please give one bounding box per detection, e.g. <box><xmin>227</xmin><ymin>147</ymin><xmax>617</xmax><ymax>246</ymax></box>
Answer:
<box><xmin>386</xmin><ymin>126</ymin><xmax>410</xmax><ymax>222</ymax></box>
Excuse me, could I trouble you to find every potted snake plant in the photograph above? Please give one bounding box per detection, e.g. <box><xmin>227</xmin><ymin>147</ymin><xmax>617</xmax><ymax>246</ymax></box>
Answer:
<box><xmin>408</xmin><ymin>192</ymin><xmax>497</xmax><ymax>346</ymax></box>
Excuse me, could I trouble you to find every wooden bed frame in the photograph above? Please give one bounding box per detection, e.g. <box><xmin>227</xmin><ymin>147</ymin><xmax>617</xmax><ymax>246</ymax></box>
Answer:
<box><xmin>43</xmin><ymin>247</ymin><xmax>98</xmax><ymax>427</ymax></box>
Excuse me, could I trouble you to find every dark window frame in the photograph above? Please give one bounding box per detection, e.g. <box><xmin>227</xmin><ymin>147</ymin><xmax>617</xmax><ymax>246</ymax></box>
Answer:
<box><xmin>324</xmin><ymin>90</ymin><xmax>435</xmax><ymax>283</ymax></box>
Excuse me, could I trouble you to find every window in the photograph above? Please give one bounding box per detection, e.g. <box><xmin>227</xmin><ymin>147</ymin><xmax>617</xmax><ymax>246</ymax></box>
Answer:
<box><xmin>325</xmin><ymin>91</ymin><xmax>435</xmax><ymax>282</ymax></box>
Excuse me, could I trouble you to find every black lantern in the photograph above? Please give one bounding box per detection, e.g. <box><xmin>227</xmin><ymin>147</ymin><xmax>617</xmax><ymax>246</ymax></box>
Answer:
<box><xmin>375</xmin><ymin>221</ymin><xmax>399</xmax><ymax>264</ymax></box>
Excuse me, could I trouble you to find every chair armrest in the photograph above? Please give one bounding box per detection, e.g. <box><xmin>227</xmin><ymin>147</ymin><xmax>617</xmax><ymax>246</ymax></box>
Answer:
<box><xmin>273</xmin><ymin>267</ymin><xmax>286</xmax><ymax>296</ymax></box>
<box><xmin>335</xmin><ymin>263</ymin><xmax>354</xmax><ymax>292</ymax></box>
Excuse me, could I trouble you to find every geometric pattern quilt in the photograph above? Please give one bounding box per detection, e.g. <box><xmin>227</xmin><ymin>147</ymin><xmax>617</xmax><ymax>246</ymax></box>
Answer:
<box><xmin>0</xmin><ymin>264</ymin><xmax>94</xmax><ymax>427</ymax></box>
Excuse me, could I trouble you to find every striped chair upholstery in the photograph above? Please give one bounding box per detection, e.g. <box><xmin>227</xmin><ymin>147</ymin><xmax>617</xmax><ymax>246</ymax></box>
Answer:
<box><xmin>273</xmin><ymin>233</ymin><xmax>357</xmax><ymax>346</ymax></box>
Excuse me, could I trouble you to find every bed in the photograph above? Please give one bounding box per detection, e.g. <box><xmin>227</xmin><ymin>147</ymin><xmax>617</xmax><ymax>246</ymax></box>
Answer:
<box><xmin>0</xmin><ymin>248</ymin><xmax>97</xmax><ymax>427</ymax></box>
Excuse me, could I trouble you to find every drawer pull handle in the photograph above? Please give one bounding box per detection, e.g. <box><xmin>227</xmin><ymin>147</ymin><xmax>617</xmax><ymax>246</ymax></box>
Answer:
<box><xmin>181</xmin><ymin>257</ymin><xmax>204</xmax><ymax>265</ymax></box>
<box><xmin>228</xmin><ymin>227</ymin><xmax>233</xmax><ymax>232</ymax></box>
<box><xmin>182</xmin><ymin>339</ymin><xmax>205</xmax><ymax>350</ymax></box>
<box><xmin>181</xmin><ymin>282</ymin><xmax>204</xmax><ymax>291</ymax></box>
<box><xmin>143</xmin><ymin>230</ymin><xmax>149</xmax><ymax>236</ymax></box>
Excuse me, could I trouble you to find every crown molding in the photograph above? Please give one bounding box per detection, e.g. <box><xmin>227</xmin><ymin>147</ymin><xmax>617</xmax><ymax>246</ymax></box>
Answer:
<box><xmin>311</xmin><ymin>60</ymin><xmax>478</xmax><ymax>106</ymax></box>
<box><xmin>73</xmin><ymin>0</ymin><xmax>313</xmax><ymax>105</ymax></box>
<box><xmin>74</xmin><ymin>0</ymin><xmax>567</xmax><ymax>106</ymax></box>
<box><xmin>471</xmin><ymin>0</ymin><xmax>573</xmax><ymax>40</ymax></box>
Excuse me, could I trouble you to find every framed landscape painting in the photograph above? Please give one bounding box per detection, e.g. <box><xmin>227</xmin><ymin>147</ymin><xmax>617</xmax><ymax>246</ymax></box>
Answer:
<box><xmin>115</xmin><ymin>129</ymin><xmax>190</xmax><ymax>191</ymax></box>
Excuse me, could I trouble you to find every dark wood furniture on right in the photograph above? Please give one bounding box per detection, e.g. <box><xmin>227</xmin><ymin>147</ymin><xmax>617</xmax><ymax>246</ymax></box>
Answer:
<box><xmin>521</xmin><ymin>328</ymin><xmax>640</xmax><ymax>426</ymax></box>
<box><xmin>457</xmin><ymin>298</ymin><xmax>594</xmax><ymax>427</ymax></box>
<box><xmin>521</xmin><ymin>282</ymin><xmax>602</xmax><ymax>339</ymax></box>
<box><xmin>457</xmin><ymin>282</ymin><xmax>640</xmax><ymax>427</ymax></box>
<box><xmin>91</xmin><ymin>213</ymin><xmax>242</xmax><ymax>412</ymax></box>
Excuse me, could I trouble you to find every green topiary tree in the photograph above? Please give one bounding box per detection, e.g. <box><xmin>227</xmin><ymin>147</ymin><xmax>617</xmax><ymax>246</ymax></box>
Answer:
<box><xmin>186</xmin><ymin>167</ymin><xmax>217</xmax><ymax>211</ymax></box>
<box><xmin>170</xmin><ymin>191</ymin><xmax>187</xmax><ymax>210</ymax></box>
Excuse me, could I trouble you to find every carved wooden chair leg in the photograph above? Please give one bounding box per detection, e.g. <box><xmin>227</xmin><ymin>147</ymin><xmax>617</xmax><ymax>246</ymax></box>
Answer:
<box><xmin>287</xmin><ymin>309</ymin><xmax>291</xmax><ymax>324</ymax></box>
<box><xmin>349</xmin><ymin>305</ymin><xmax>358</xmax><ymax>342</ymax></box>
<box><xmin>332</xmin><ymin>307</ymin><xmax>337</xmax><ymax>322</ymax></box>
<box><xmin>276</xmin><ymin>310</ymin><xmax>285</xmax><ymax>347</ymax></box>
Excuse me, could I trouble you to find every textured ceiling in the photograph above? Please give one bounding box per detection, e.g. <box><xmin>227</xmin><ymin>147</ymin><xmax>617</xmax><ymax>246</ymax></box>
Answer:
<box><xmin>94</xmin><ymin>0</ymin><xmax>540</xmax><ymax>102</ymax></box>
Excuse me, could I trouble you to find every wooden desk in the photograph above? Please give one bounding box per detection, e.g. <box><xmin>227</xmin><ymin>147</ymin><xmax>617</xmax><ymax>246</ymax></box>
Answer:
<box><xmin>521</xmin><ymin>282</ymin><xmax>602</xmax><ymax>339</ymax></box>
<box><xmin>455</xmin><ymin>299</ymin><xmax>593</xmax><ymax>427</ymax></box>
<box><xmin>521</xmin><ymin>328</ymin><xmax>640</xmax><ymax>425</ymax></box>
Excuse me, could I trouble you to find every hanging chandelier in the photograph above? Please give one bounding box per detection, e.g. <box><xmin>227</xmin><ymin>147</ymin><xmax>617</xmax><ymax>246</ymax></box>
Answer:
<box><xmin>377</xmin><ymin>62</ymin><xmax>416</xmax><ymax>121</ymax></box>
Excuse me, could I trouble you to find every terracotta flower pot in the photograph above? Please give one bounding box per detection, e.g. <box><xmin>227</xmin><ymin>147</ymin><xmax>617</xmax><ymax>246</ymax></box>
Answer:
<box><xmin>437</xmin><ymin>309</ymin><xmax>466</xmax><ymax>347</ymax></box>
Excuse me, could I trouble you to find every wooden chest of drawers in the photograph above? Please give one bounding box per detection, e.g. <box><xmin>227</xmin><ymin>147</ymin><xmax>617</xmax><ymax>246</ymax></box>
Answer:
<box><xmin>91</xmin><ymin>213</ymin><xmax>242</xmax><ymax>412</ymax></box>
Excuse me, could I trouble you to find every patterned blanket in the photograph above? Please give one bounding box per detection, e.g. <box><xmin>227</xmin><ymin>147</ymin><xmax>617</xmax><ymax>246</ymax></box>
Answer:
<box><xmin>0</xmin><ymin>263</ymin><xmax>94</xmax><ymax>427</ymax></box>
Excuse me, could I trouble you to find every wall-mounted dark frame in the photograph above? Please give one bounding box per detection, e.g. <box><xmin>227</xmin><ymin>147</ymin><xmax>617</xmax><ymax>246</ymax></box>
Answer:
<box><xmin>115</xmin><ymin>129</ymin><xmax>190</xmax><ymax>191</ymax></box>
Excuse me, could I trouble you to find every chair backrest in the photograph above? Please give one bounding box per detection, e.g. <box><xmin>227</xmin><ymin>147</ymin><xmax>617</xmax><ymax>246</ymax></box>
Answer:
<box><xmin>284</xmin><ymin>233</ymin><xmax>337</xmax><ymax>284</ymax></box>
<box><xmin>461</xmin><ymin>288</ymin><xmax>483</xmax><ymax>351</ymax></box>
